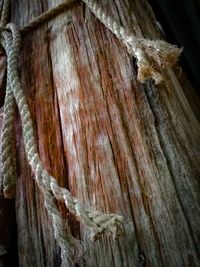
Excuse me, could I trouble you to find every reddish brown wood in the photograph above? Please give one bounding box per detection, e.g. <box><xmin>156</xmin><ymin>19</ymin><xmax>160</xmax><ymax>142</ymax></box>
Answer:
<box><xmin>0</xmin><ymin>0</ymin><xmax>198</xmax><ymax>266</ymax></box>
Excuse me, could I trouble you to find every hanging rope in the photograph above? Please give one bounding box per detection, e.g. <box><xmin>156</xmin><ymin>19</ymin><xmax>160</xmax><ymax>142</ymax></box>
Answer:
<box><xmin>23</xmin><ymin>0</ymin><xmax>182</xmax><ymax>83</ymax></box>
<box><xmin>21</xmin><ymin>0</ymin><xmax>78</xmax><ymax>33</ymax></box>
<box><xmin>82</xmin><ymin>0</ymin><xmax>182</xmax><ymax>84</ymax></box>
<box><xmin>0</xmin><ymin>0</ymin><xmax>17</xmax><ymax>198</ymax></box>
<box><xmin>0</xmin><ymin>0</ymin><xmax>125</xmax><ymax>263</ymax></box>
<box><xmin>1</xmin><ymin>0</ymin><xmax>182</xmax><ymax>83</ymax></box>
<box><xmin>0</xmin><ymin>21</ymin><xmax>123</xmax><ymax>263</ymax></box>
<box><xmin>0</xmin><ymin>0</ymin><xmax>183</xmax><ymax>264</ymax></box>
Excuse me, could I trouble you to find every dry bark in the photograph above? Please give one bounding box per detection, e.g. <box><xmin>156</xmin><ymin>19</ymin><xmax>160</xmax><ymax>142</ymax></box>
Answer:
<box><xmin>0</xmin><ymin>0</ymin><xmax>199</xmax><ymax>266</ymax></box>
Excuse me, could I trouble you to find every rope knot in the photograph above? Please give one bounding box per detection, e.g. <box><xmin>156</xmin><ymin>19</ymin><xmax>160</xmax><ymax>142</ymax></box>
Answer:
<box><xmin>87</xmin><ymin>211</ymin><xmax>124</xmax><ymax>241</ymax></box>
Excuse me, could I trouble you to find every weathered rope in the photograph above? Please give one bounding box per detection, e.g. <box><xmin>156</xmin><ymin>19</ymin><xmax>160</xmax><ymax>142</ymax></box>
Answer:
<box><xmin>21</xmin><ymin>0</ymin><xmax>78</xmax><ymax>34</ymax></box>
<box><xmin>1</xmin><ymin>72</ymin><xmax>17</xmax><ymax>198</ymax></box>
<box><xmin>1</xmin><ymin>20</ymin><xmax>123</xmax><ymax>266</ymax></box>
<box><xmin>81</xmin><ymin>0</ymin><xmax>182</xmax><ymax>84</ymax></box>
<box><xmin>0</xmin><ymin>0</ymin><xmax>17</xmax><ymax>198</ymax></box>
<box><xmin>0</xmin><ymin>0</ymin><xmax>10</xmax><ymax>26</ymax></box>
<box><xmin>17</xmin><ymin>0</ymin><xmax>182</xmax><ymax>84</ymax></box>
<box><xmin>1</xmin><ymin>0</ymin><xmax>182</xmax><ymax>83</ymax></box>
<box><xmin>1</xmin><ymin>22</ymin><xmax>124</xmax><ymax>262</ymax></box>
<box><xmin>0</xmin><ymin>0</ymin><xmax>183</xmax><ymax>263</ymax></box>
<box><xmin>1</xmin><ymin>25</ymin><xmax>85</xmax><ymax>263</ymax></box>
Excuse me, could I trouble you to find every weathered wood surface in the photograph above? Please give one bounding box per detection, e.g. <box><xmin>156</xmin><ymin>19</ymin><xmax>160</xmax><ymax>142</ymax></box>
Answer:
<box><xmin>1</xmin><ymin>0</ymin><xmax>199</xmax><ymax>266</ymax></box>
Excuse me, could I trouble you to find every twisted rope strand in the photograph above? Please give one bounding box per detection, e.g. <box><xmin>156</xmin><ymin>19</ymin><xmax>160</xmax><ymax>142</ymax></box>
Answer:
<box><xmin>81</xmin><ymin>0</ymin><xmax>182</xmax><ymax>84</ymax></box>
<box><xmin>1</xmin><ymin>77</ymin><xmax>17</xmax><ymax>198</ymax></box>
<box><xmin>0</xmin><ymin>0</ymin><xmax>17</xmax><ymax>198</ymax></box>
<box><xmin>21</xmin><ymin>0</ymin><xmax>78</xmax><ymax>34</ymax></box>
<box><xmin>11</xmin><ymin>23</ymin><xmax>124</xmax><ymax>239</ymax></box>
<box><xmin>0</xmin><ymin>0</ymin><xmax>10</xmax><ymax>26</ymax></box>
<box><xmin>1</xmin><ymin>25</ymin><xmax>83</xmax><ymax>263</ymax></box>
<box><xmin>1</xmin><ymin>23</ymin><xmax>124</xmax><ymax>262</ymax></box>
<box><xmin>0</xmin><ymin>0</ymin><xmax>182</xmax><ymax>83</ymax></box>
<box><xmin>19</xmin><ymin>0</ymin><xmax>182</xmax><ymax>83</ymax></box>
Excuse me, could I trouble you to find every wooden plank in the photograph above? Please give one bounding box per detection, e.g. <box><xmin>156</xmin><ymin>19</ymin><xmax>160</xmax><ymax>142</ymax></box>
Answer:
<box><xmin>5</xmin><ymin>0</ymin><xmax>200</xmax><ymax>266</ymax></box>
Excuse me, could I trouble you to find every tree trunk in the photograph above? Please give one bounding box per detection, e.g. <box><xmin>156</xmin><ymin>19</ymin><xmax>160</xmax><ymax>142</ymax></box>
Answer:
<box><xmin>1</xmin><ymin>0</ymin><xmax>200</xmax><ymax>266</ymax></box>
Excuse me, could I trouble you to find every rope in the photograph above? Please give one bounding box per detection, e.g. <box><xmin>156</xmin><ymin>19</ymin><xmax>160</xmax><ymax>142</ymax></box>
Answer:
<box><xmin>0</xmin><ymin>0</ymin><xmax>10</xmax><ymax>26</ymax></box>
<box><xmin>0</xmin><ymin>0</ymin><xmax>183</xmax><ymax>263</ymax></box>
<box><xmin>1</xmin><ymin>22</ymin><xmax>124</xmax><ymax>262</ymax></box>
<box><xmin>1</xmin><ymin>70</ymin><xmax>17</xmax><ymax>198</ymax></box>
<box><xmin>0</xmin><ymin>0</ymin><xmax>182</xmax><ymax>83</ymax></box>
<box><xmin>81</xmin><ymin>0</ymin><xmax>182</xmax><ymax>84</ymax></box>
<box><xmin>0</xmin><ymin>18</ymin><xmax>123</xmax><ymax>267</ymax></box>
<box><xmin>1</xmin><ymin>25</ymin><xmax>85</xmax><ymax>263</ymax></box>
<box><xmin>19</xmin><ymin>0</ymin><xmax>182</xmax><ymax>84</ymax></box>
<box><xmin>0</xmin><ymin>0</ymin><xmax>17</xmax><ymax>198</ymax></box>
<box><xmin>21</xmin><ymin>0</ymin><xmax>78</xmax><ymax>34</ymax></box>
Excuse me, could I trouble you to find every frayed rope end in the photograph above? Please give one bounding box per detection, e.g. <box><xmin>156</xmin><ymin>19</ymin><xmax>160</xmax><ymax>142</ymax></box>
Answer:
<box><xmin>2</xmin><ymin>181</ymin><xmax>16</xmax><ymax>199</ymax></box>
<box><xmin>130</xmin><ymin>39</ymin><xmax>183</xmax><ymax>84</ymax></box>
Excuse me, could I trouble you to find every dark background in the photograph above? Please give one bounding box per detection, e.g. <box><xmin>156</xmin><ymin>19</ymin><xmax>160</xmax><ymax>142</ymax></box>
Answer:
<box><xmin>149</xmin><ymin>0</ymin><xmax>200</xmax><ymax>92</ymax></box>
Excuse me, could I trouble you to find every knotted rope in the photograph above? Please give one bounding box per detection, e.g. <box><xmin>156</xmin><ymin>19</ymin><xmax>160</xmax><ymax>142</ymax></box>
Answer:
<box><xmin>82</xmin><ymin>0</ymin><xmax>182</xmax><ymax>84</ymax></box>
<box><xmin>0</xmin><ymin>0</ymin><xmax>182</xmax><ymax>263</ymax></box>
<box><xmin>1</xmin><ymin>0</ymin><xmax>182</xmax><ymax>83</ymax></box>
<box><xmin>9</xmin><ymin>0</ymin><xmax>182</xmax><ymax>84</ymax></box>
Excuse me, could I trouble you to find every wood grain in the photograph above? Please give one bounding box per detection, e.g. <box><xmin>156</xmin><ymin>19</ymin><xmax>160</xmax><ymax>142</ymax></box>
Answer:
<box><xmin>2</xmin><ymin>0</ymin><xmax>199</xmax><ymax>266</ymax></box>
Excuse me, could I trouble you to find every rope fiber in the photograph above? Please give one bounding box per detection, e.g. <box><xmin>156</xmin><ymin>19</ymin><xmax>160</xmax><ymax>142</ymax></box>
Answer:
<box><xmin>0</xmin><ymin>0</ymin><xmax>182</xmax><ymax>264</ymax></box>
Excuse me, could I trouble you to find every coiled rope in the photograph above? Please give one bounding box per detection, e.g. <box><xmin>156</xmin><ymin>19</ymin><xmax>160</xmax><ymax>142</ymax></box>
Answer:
<box><xmin>0</xmin><ymin>0</ymin><xmax>182</xmax><ymax>263</ymax></box>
